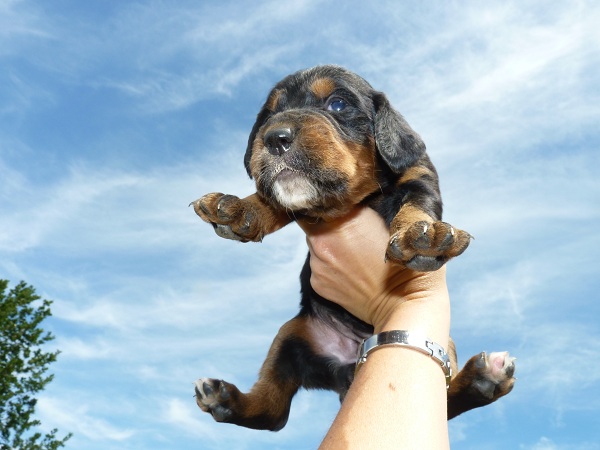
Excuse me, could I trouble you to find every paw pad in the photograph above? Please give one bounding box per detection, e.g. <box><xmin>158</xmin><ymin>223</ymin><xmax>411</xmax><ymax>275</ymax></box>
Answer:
<box><xmin>194</xmin><ymin>378</ymin><xmax>236</xmax><ymax>422</ymax></box>
<box><xmin>470</xmin><ymin>351</ymin><xmax>516</xmax><ymax>401</ymax></box>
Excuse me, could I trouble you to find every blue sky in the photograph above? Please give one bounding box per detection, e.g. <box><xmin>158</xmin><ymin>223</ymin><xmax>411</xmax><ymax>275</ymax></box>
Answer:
<box><xmin>1</xmin><ymin>1</ymin><xmax>599</xmax><ymax>449</ymax></box>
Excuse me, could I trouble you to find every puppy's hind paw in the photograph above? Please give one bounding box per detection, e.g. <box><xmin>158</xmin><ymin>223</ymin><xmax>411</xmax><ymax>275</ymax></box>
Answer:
<box><xmin>194</xmin><ymin>378</ymin><xmax>240</xmax><ymax>423</ymax></box>
<box><xmin>469</xmin><ymin>351</ymin><xmax>516</xmax><ymax>401</ymax></box>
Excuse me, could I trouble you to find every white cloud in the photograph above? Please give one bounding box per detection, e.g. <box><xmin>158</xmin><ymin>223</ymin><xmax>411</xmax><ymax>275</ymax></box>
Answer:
<box><xmin>520</xmin><ymin>436</ymin><xmax>600</xmax><ymax>450</ymax></box>
<box><xmin>0</xmin><ymin>0</ymin><xmax>54</xmax><ymax>55</ymax></box>
<box><xmin>54</xmin><ymin>336</ymin><xmax>114</xmax><ymax>360</ymax></box>
<box><xmin>519</xmin><ymin>322</ymin><xmax>600</xmax><ymax>409</ymax></box>
<box><xmin>339</xmin><ymin>2</ymin><xmax>600</xmax><ymax>163</ymax></box>
<box><xmin>0</xmin><ymin>165</ymin><xmax>142</xmax><ymax>252</ymax></box>
<box><xmin>19</xmin><ymin>0</ymin><xmax>318</xmax><ymax>113</ymax></box>
<box><xmin>37</xmin><ymin>396</ymin><xmax>136</xmax><ymax>442</ymax></box>
<box><xmin>0</xmin><ymin>152</ymin><xmax>246</xmax><ymax>252</ymax></box>
<box><xmin>163</xmin><ymin>397</ymin><xmax>216</xmax><ymax>438</ymax></box>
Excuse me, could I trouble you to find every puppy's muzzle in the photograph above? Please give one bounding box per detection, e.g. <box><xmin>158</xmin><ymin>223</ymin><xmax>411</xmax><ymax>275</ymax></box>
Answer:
<box><xmin>264</xmin><ymin>127</ymin><xmax>294</xmax><ymax>156</ymax></box>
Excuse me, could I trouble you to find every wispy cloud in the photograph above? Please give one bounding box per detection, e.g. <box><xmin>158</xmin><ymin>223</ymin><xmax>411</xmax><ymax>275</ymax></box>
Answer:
<box><xmin>4</xmin><ymin>0</ymin><xmax>319</xmax><ymax>113</ymax></box>
<box><xmin>336</xmin><ymin>2</ymin><xmax>600</xmax><ymax>158</ymax></box>
<box><xmin>0</xmin><ymin>0</ymin><xmax>54</xmax><ymax>54</ymax></box>
<box><xmin>520</xmin><ymin>436</ymin><xmax>600</xmax><ymax>450</ymax></box>
<box><xmin>38</xmin><ymin>396</ymin><xmax>136</xmax><ymax>443</ymax></box>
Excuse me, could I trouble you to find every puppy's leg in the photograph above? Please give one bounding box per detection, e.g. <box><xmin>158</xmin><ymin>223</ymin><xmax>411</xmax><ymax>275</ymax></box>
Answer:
<box><xmin>194</xmin><ymin>317</ymin><xmax>302</xmax><ymax>430</ymax></box>
<box><xmin>195</xmin><ymin>315</ymin><xmax>350</xmax><ymax>431</ymax></box>
<box><xmin>385</xmin><ymin>166</ymin><xmax>472</xmax><ymax>271</ymax></box>
<box><xmin>191</xmin><ymin>192</ymin><xmax>291</xmax><ymax>242</ymax></box>
<box><xmin>447</xmin><ymin>347</ymin><xmax>516</xmax><ymax>419</ymax></box>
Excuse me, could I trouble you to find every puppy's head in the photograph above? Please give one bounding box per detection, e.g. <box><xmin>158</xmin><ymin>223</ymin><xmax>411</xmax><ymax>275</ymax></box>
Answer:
<box><xmin>244</xmin><ymin>65</ymin><xmax>425</xmax><ymax>218</ymax></box>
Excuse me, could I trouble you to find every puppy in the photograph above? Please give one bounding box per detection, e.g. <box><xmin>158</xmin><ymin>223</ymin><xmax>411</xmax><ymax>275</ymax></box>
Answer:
<box><xmin>191</xmin><ymin>65</ymin><xmax>515</xmax><ymax>431</ymax></box>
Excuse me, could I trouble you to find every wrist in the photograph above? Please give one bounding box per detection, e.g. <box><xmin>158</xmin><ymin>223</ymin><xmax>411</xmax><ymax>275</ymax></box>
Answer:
<box><xmin>371</xmin><ymin>269</ymin><xmax>450</xmax><ymax>347</ymax></box>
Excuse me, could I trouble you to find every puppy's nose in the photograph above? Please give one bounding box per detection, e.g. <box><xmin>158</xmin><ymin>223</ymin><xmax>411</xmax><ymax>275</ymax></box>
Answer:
<box><xmin>264</xmin><ymin>128</ymin><xmax>294</xmax><ymax>156</ymax></box>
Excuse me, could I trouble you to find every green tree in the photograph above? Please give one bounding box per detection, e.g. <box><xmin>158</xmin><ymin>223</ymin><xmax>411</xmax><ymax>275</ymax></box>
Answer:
<box><xmin>0</xmin><ymin>280</ymin><xmax>71</xmax><ymax>450</ymax></box>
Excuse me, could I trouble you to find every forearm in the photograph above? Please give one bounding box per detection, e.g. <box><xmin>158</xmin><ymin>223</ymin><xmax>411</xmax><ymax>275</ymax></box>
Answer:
<box><xmin>299</xmin><ymin>207</ymin><xmax>451</xmax><ymax>449</ymax></box>
<box><xmin>320</xmin><ymin>343</ymin><xmax>449</xmax><ymax>449</ymax></box>
<box><xmin>319</xmin><ymin>268</ymin><xmax>451</xmax><ymax>450</ymax></box>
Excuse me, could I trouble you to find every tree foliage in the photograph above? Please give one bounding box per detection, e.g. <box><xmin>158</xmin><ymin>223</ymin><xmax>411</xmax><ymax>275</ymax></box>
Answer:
<box><xmin>0</xmin><ymin>280</ymin><xmax>71</xmax><ymax>450</ymax></box>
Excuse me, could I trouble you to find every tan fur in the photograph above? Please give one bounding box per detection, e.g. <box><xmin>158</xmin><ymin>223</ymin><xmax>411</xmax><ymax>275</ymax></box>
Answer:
<box><xmin>266</xmin><ymin>89</ymin><xmax>283</xmax><ymax>111</ymax></box>
<box><xmin>310</xmin><ymin>77</ymin><xmax>335</xmax><ymax>99</ymax></box>
<box><xmin>399</xmin><ymin>165</ymin><xmax>434</xmax><ymax>184</ymax></box>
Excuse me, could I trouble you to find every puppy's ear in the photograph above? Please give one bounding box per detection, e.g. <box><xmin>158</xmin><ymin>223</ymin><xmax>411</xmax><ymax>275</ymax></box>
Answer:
<box><xmin>244</xmin><ymin>106</ymin><xmax>271</xmax><ymax>179</ymax></box>
<box><xmin>373</xmin><ymin>92</ymin><xmax>426</xmax><ymax>173</ymax></box>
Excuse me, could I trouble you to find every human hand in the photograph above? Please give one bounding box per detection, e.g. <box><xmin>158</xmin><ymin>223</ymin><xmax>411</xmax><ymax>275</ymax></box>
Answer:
<box><xmin>298</xmin><ymin>206</ymin><xmax>450</xmax><ymax>344</ymax></box>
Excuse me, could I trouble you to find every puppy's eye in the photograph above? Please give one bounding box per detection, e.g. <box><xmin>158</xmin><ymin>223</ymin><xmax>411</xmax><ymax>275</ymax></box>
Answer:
<box><xmin>327</xmin><ymin>98</ymin><xmax>347</xmax><ymax>112</ymax></box>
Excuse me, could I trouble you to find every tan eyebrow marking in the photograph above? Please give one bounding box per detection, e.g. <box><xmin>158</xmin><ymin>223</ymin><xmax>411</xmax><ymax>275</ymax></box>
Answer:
<box><xmin>266</xmin><ymin>89</ymin><xmax>283</xmax><ymax>111</ymax></box>
<box><xmin>310</xmin><ymin>77</ymin><xmax>336</xmax><ymax>99</ymax></box>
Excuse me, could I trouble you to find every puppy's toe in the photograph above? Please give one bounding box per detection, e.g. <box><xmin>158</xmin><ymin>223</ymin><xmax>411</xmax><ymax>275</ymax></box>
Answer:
<box><xmin>191</xmin><ymin>193</ymin><xmax>227</xmax><ymax>223</ymax></box>
<box><xmin>386</xmin><ymin>221</ymin><xmax>472</xmax><ymax>270</ymax></box>
<box><xmin>191</xmin><ymin>193</ymin><xmax>264</xmax><ymax>242</ymax></box>
<box><xmin>194</xmin><ymin>378</ymin><xmax>237</xmax><ymax>423</ymax></box>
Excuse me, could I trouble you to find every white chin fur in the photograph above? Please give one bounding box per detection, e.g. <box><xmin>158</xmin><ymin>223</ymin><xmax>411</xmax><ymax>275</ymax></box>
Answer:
<box><xmin>273</xmin><ymin>177</ymin><xmax>318</xmax><ymax>210</ymax></box>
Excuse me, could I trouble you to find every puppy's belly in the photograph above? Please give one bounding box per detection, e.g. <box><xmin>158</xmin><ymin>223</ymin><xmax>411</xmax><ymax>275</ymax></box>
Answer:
<box><xmin>306</xmin><ymin>317</ymin><xmax>360</xmax><ymax>365</ymax></box>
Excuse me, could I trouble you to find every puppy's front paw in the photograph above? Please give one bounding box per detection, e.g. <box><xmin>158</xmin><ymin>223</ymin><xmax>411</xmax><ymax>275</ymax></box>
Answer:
<box><xmin>194</xmin><ymin>378</ymin><xmax>241</xmax><ymax>423</ymax></box>
<box><xmin>386</xmin><ymin>221</ymin><xmax>472</xmax><ymax>271</ymax></box>
<box><xmin>190</xmin><ymin>193</ymin><xmax>263</xmax><ymax>242</ymax></box>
